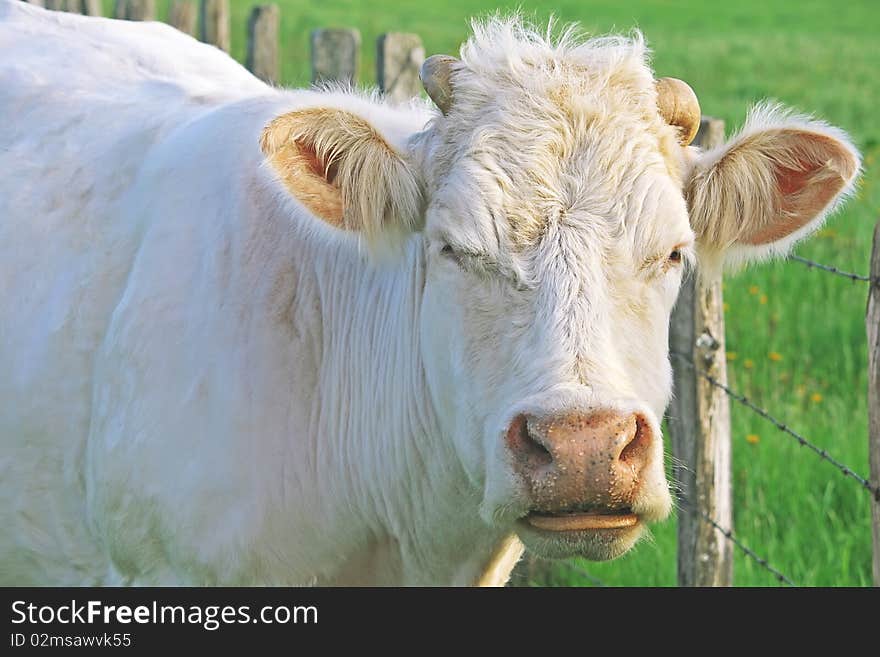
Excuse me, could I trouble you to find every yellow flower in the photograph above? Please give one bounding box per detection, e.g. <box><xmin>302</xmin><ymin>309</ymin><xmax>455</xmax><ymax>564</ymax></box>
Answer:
<box><xmin>759</xmin><ymin>294</ymin><xmax>768</xmax><ymax>305</ymax></box>
<box><xmin>768</xmin><ymin>352</ymin><xmax>782</xmax><ymax>362</ymax></box>
<box><xmin>811</xmin><ymin>393</ymin><xmax>823</xmax><ymax>403</ymax></box>
<box><xmin>748</xmin><ymin>285</ymin><xmax>760</xmax><ymax>295</ymax></box>
<box><xmin>744</xmin><ymin>359</ymin><xmax>754</xmax><ymax>369</ymax></box>
<box><xmin>746</xmin><ymin>434</ymin><xmax>760</xmax><ymax>444</ymax></box>
<box><xmin>726</xmin><ymin>352</ymin><xmax>738</xmax><ymax>361</ymax></box>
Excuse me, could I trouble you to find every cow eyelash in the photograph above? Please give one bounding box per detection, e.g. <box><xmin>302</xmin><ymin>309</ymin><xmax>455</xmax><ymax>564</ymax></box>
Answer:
<box><xmin>439</xmin><ymin>243</ymin><xmax>464</xmax><ymax>266</ymax></box>
<box><xmin>438</xmin><ymin>242</ymin><xmax>518</xmax><ymax>283</ymax></box>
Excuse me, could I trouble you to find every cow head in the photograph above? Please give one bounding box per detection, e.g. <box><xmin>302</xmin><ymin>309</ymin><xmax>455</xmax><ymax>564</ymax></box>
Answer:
<box><xmin>260</xmin><ymin>19</ymin><xmax>860</xmax><ymax>561</ymax></box>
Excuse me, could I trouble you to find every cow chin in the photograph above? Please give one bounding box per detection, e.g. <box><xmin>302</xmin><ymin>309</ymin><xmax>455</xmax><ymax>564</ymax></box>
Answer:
<box><xmin>514</xmin><ymin>520</ymin><xmax>646</xmax><ymax>561</ymax></box>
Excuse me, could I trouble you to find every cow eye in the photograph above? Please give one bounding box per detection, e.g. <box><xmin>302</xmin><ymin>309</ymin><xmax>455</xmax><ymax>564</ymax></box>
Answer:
<box><xmin>439</xmin><ymin>243</ymin><xmax>463</xmax><ymax>265</ymax></box>
<box><xmin>668</xmin><ymin>249</ymin><xmax>683</xmax><ymax>264</ymax></box>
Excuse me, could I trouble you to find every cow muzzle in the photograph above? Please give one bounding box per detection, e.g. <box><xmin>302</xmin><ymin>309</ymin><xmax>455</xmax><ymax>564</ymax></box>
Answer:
<box><xmin>505</xmin><ymin>409</ymin><xmax>670</xmax><ymax>560</ymax></box>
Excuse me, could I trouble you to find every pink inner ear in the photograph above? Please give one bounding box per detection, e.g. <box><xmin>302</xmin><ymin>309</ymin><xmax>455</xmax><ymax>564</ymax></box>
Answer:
<box><xmin>743</xmin><ymin>134</ymin><xmax>855</xmax><ymax>245</ymax></box>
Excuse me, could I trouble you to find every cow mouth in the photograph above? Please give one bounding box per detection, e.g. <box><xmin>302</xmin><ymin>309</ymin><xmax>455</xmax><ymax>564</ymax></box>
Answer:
<box><xmin>525</xmin><ymin>510</ymin><xmax>639</xmax><ymax>531</ymax></box>
<box><xmin>516</xmin><ymin>508</ymin><xmax>645</xmax><ymax>560</ymax></box>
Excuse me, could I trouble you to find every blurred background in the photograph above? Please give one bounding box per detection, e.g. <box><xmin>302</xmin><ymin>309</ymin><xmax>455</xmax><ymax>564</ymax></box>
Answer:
<box><xmin>104</xmin><ymin>0</ymin><xmax>880</xmax><ymax>586</ymax></box>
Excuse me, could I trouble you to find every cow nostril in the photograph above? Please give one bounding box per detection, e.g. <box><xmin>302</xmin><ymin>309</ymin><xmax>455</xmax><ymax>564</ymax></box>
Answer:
<box><xmin>506</xmin><ymin>414</ymin><xmax>553</xmax><ymax>467</ymax></box>
<box><xmin>619</xmin><ymin>415</ymin><xmax>651</xmax><ymax>466</ymax></box>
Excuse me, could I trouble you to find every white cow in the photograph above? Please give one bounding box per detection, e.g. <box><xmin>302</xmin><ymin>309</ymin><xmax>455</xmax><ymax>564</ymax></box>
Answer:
<box><xmin>0</xmin><ymin>2</ymin><xmax>860</xmax><ymax>585</ymax></box>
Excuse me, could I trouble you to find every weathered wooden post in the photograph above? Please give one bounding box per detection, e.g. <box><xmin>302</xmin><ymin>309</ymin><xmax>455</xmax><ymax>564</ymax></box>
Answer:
<box><xmin>169</xmin><ymin>0</ymin><xmax>197</xmax><ymax>36</ymax></box>
<box><xmin>114</xmin><ymin>0</ymin><xmax>154</xmax><ymax>21</ymax></box>
<box><xmin>377</xmin><ymin>33</ymin><xmax>425</xmax><ymax>104</ymax></box>
<box><xmin>45</xmin><ymin>0</ymin><xmax>96</xmax><ymax>11</ymax></box>
<box><xmin>200</xmin><ymin>0</ymin><xmax>230</xmax><ymax>52</ymax></box>
<box><xmin>311</xmin><ymin>28</ymin><xmax>360</xmax><ymax>86</ymax></box>
<box><xmin>127</xmin><ymin>0</ymin><xmax>153</xmax><ymax>21</ymax></box>
<box><xmin>868</xmin><ymin>217</ymin><xmax>880</xmax><ymax>587</ymax></box>
<box><xmin>247</xmin><ymin>4</ymin><xmax>280</xmax><ymax>84</ymax></box>
<box><xmin>80</xmin><ymin>0</ymin><xmax>101</xmax><ymax>15</ymax></box>
<box><xmin>667</xmin><ymin>117</ymin><xmax>732</xmax><ymax>587</ymax></box>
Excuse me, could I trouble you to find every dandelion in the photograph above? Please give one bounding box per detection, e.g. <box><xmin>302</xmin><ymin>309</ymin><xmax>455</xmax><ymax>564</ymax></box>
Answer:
<box><xmin>811</xmin><ymin>392</ymin><xmax>823</xmax><ymax>403</ymax></box>
<box><xmin>727</xmin><ymin>352</ymin><xmax>738</xmax><ymax>361</ymax></box>
<box><xmin>744</xmin><ymin>359</ymin><xmax>754</xmax><ymax>369</ymax></box>
<box><xmin>759</xmin><ymin>294</ymin><xmax>768</xmax><ymax>305</ymax></box>
<box><xmin>768</xmin><ymin>352</ymin><xmax>782</xmax><ymax>362</ymax></box>
<box><xmin>748</xmin><ymin>285</ymin><xmax>760</xmax><ymax>295</ymax></box>
<box><xmin>746</xmin><ymin>434</ymin><xmax>760</xmax><ymax>444</ymax></box>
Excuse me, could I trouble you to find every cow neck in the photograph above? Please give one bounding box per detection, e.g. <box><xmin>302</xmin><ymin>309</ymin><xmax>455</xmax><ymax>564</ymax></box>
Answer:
<box><xmin>308</xmin><ymin>235</ymin><xmax>504</xmax><ymax>583</ymax></box>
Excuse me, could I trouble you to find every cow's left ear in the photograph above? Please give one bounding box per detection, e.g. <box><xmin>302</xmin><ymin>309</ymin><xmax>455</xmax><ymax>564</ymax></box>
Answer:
<box><xmin>685</xmin><ymin>103</ymin><xmax>860</xmax><ymax>267</ymax></box>
<box><xmin>260</xmin><ymin>107</ymin><xmax>423</xmax><ymax>250</ymax></box>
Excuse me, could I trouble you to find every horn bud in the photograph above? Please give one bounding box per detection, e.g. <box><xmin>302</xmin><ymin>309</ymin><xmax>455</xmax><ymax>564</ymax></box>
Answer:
<box><xmin>655</xmin><ymin>77</ymin><xmax>701</xmax><ymax>146</ymax></box>
<box><xmin>420</xmin><ymin>55</ymin><xmax>458</xmax><ymax>115</ymax></box>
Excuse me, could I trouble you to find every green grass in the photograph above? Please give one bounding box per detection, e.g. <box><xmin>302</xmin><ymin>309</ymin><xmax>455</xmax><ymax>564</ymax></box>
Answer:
<box><xmin>131</xmin><ymin>0</ymin><xmax>878</xmax><ymax>585</ymax></box>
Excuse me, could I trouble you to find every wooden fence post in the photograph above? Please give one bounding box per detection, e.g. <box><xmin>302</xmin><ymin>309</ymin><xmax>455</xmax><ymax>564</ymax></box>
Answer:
<box><xmin>311</xmin><ymin>28</ymin><xmax>360</xmax><ymax>86</ymax></box>
<box><xmin>247</xmin><ymin>4</ymin><xmax>280</xmax><ymax>84</ymax></box>
<box><xmin>25</xmin><ymin>0</ymin><xmax>98</xmax><ymax>14</ymax></box>
<box><xmin>868</xmin><ymin>218</ymin><xmax>880</xmax><ymax>587</ymax></box>
<box><xmin>44</xmin><ymin>0</ymin><xmax>80</xmax><ymax>11</ymax></box>
<box><xmin>377</xmin><ymin>33</ymin><xmax>425</xmax><ymax>104</ymax></box>
<box><xmin>667</xmin><ymin>117</ymin><xmax>732</xmax><ymax>587</ymax></box>
<box><xmin>200</xmin><ymin>0</ymin><xmax>230</xmax><ymax>52</ymax></box>
<box><xmin>114</xmin><ymin>0</ymin><xmax>154</xmax><ymax>21</ymax></box>
<box><xmin>169</xmin><ymin>0</ymin><xmax>197</xmax><ymax>36</ymax></box>
<box><xmin>80</xmin><ymin>0</ymin><xmax>101</xmax><ymax>15</ymax></box>
<box><xmin>127</xmin><ymin>0</ymin><xmax>153</xmax><ymax>20</ymax></box>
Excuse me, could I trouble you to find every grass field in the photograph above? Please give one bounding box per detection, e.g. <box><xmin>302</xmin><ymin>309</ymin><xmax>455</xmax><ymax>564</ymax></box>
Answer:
<box><xmin>132</xmin><ymin>0</ymin><xmax>878</xmax><ymax>585</ymax></box>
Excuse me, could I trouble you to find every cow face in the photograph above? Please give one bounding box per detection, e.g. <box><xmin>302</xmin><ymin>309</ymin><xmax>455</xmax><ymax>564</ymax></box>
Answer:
<box><xmin>260</xmin><ymin>19</ymin><xmax>859</xmax><ymax>562</ymax></box>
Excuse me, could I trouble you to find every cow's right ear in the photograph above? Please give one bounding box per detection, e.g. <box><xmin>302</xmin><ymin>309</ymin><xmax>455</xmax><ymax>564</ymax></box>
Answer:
<box><xmin>260</xmin><ymin>107</ymin><xmax>423</xmax><ymax>249</ymax></box>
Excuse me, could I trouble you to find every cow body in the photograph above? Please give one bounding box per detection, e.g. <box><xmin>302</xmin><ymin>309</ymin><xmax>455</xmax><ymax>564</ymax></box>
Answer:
<box><xmin>0</xmin><ymin>3</ymin><xmax>490</xmax><ymax>585</ymax></box>
<box><xmin>1</xmin><ymin>3</ymin><xmax>859</xmax><ymax>585</ymax></box>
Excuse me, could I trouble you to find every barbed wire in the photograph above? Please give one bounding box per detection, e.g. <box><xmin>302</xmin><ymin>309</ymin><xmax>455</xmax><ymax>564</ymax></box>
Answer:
<box><xmin>549</xmin><ymin>503</ymin><xmax>792</xmax><ymax>587</ymax></box>
<box><xmin>675</xmin><ymin>496</ymin><xmax>796</xmax><ymax>586</ymax></box>
<box><xmin>788</xmin><ymin>254</ymin><xmax>876</xmax><ymax>284</ymax></box>
<box><xmin>671</xmin><ymin>351</ymin><xmax>880</xmax><ymax>502</ymax></box>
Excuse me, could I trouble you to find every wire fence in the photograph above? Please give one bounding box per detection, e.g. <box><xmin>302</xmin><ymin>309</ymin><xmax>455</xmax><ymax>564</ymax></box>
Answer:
<box><xmin>666</xmin><ymin>249</ymin><xmax>879</xmax><ymax>586</ymax></box>
<box><xmin>670</xmin><ymin>351</ymin><xmax>880</xmax><ymax>502</ymax></box>
<box><xmin>675</xmin><ymin>497</ymin><xmax>796</xmax><ymax>586</ymax></box>
<box><xmin>553</xmin><ymin>495</ymin><xmax>797</xmax><ymax>588</ymax></box>
<box><xmin>548</xmin><ymin>492</ymin><xmax>796</xmax><ymax>587</ymax></box>
<box><xmin>788</xmin><ymin>253</ymin><xmax>879</xmax><ymax>285</ymax></box>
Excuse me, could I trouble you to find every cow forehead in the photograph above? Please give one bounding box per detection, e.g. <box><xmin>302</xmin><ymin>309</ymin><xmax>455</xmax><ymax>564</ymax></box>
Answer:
<box><xmin>423</xmin><ymin>20</ymin><xmax>687</xmax><ymax>250</ymax></box>
<box><xmin>428</xmin><ymin>123</ymin><xmax>690</xmax><ymax>262</ymax></box>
